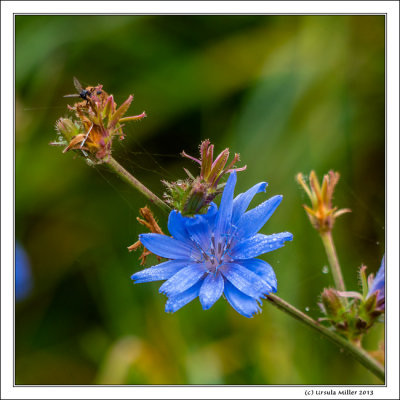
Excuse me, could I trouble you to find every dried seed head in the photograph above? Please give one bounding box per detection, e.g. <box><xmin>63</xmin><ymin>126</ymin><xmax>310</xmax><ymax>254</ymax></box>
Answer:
<box><xmin>128</xmin><ymin>206</ymin><xmax>164</xmax><ymax>265</ymax></box>
<box><xmin>296</xmin><ymin>170</ymin><xmax>351</xmax><ymax>233</ymax></box>
<box><xmin>53</xmin><ymin>78</ymin><xmax>146</xmax><ymax>163</ymax></box>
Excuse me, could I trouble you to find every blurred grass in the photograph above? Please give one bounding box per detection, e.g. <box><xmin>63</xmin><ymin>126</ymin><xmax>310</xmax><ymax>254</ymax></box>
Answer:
<box><xmin>15</xmin><ymin>15</ymin><xmax>384</xmax><ymax>385</ymax></box>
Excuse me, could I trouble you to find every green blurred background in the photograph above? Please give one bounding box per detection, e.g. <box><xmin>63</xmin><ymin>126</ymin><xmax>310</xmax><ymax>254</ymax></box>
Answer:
<box><xmin>15</xmin><ymin>15</ymin><xmax>385</xmax><ymax>385</ymax></box>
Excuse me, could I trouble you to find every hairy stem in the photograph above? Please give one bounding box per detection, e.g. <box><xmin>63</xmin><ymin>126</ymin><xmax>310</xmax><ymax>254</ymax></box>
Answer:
<box><xmin>266</xmin><ymin>294</ymin><xmax>384</xmax><ymax>381</ymax></box>
<box><xmin>106</xmin><ymin>156</ymin><xmax>170</xmax><ymax>214</ymax></box>
<box><xmin>320</xmin><ymin>231</ymin><xmax>346</xmax><ymax>292</ymax></box>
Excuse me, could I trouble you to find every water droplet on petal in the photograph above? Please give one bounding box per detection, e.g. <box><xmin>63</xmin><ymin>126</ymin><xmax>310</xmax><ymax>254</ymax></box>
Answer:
<box><xmin>322</xmin><ymin>266</ymin><xmax>329</xmax><ymax>274</ymax></box>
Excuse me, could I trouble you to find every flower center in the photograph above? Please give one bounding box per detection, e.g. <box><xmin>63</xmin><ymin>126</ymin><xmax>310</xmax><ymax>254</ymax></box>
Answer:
<box><xmin>198</xmin><ymin>234</ymin><xmax>233</xmax><ymax>273</ymax></box>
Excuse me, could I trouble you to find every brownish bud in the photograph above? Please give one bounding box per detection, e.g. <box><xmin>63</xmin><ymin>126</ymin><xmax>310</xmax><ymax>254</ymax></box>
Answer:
<box><xmin>182</xmin><ymin>140</ymin><xmax>246</xmax><ymax>189</ymax></box>
<box><xmin>128</xmin><ymin>206</ymin><xmax>164</xmax><ymax>265</ymax></box>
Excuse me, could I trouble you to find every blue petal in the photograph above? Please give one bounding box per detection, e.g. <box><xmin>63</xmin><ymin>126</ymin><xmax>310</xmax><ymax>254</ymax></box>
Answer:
<box><xmin>159</xmin><ymin>263</ymin><xmax>206</xmax><ymax>296</ymax></box>
<box><xmin>214</xmin><ymin>171</ymin><xmax>237</xmax><ymax>239</ymax></box>
<box><xmin>368</xmin><ymin>255</ymin><xmax>385</xmax><ymax>297</ymax></box>
<box><xmin>236</xmin><ymin>195</ymin><xmax>282</xmax><ymax>238</ymax></box>
<box><xmin>168</xmin><ymin>211</ymin><xmax>191</xmax><ymax>243</ymax></box>
<box><xmin>230</xmin><ymin>232</ymin><xmax>293</xmax><ymax>259</ymax></box>
<box><xmin>223</xmin><ymin>281</ymin><xmax>261</xmax><ymax>318</ymax></box>
<box><xmin>236</xmin><ymin>259</ymin><xmax>277</xmax><ymax>292</ymax></box>
<box><xmin>232</xmin><ymin>182</ymin><xmax>267</xmax><ymax>225</ymax></box>
<box><xmin>15</xmin><ymin>243</ymin><xmax>32</xmax><ymax>301</ymax></box>
<box><xmin>140</xmin><ymin>233</ymin><xmax>199</xmax><ymax>260</ymax></box>
<box><xmin>220</xmin><ymin>262</ymin><xmax>271</xmax><ymax>299</ymax></box>
<box><xmin>199</xmin><ymin>272</ymin><xmax>224</xmax><ymax>310</ymax></box>
<box><xmin>203</xmin><ymin>202</ymin><xmax>218</xmax><ymax>221</ymax></box>
<box><xmin>185</xmin><ymin>216</ymin><xmax>212</xmax><ymax>252</ymax></box>
<box><xmin>131</xmin><ymin>260</ymin><xmax>188</xmax><ymax>283</ymax></box>
<box><xmin>165</xmin><ymin>280</ymin><xmax>203</xmax><ymax>313</ymax></box>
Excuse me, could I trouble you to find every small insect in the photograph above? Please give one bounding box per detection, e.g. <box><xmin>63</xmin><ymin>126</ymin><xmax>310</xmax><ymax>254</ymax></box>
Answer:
<box><xmin>64</xmin><ymin>77</ymin><xmax>103</xmax><ymax>101</ymax></box>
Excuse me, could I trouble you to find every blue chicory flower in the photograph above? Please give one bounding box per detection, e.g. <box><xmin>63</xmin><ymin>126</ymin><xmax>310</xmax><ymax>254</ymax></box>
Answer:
<box><xmin>15</xmin><ymin>242</ymin><xmax>32</xmax><ymax>301</ymax></box>
<box><xmin>367</xmin><ymin>255</ymin><xmax>385</xmax><ymax>311</ymax></box>
<box><xmin>131</xmin><ymin>171</ymin><xmax>293</xmax><ymax>318</ymax></box>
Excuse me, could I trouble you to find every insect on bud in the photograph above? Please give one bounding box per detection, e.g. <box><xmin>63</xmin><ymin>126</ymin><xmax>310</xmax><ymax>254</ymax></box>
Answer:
<box><xmin>52</xmin><ymin>78</ymin><xmax>146</xmax><ymax>163</ymax></box>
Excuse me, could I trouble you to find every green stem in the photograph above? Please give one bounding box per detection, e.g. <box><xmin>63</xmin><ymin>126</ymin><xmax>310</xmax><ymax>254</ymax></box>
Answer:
<box><xmin>266</xmin><ymin>294</ymin><xmax>384</xmax><ymax>381</ymax></box>
<box><xmin>106</xmin><ymin>156</ymin><xmax>170</xmax><ymax>214</ymax></box>
<box><xmin>320</xmin><ymin>231</ymin><xmax>346</xmax><ymax>292</ymax></box>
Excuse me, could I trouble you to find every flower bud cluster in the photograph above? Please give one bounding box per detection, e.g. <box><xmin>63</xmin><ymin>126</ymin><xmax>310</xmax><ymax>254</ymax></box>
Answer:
<box><xmin>52</xmin><ymin>78</ymin><xmax>146</xmax><ymax>163</ymax></box>
<box><xmin>319</xmin><ymin>257</ymin><xmax>385</xmax><ymax>344</ymax></box>
<box><xmin>163</xmin><ymin>140</ymin><xmax>246</xmax><ymax>216</ymax></box>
